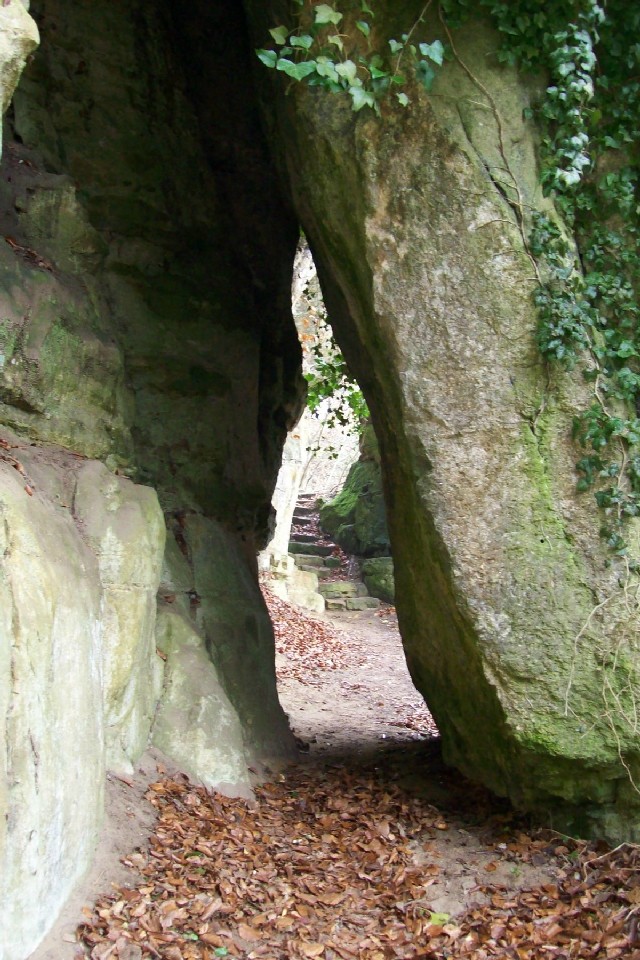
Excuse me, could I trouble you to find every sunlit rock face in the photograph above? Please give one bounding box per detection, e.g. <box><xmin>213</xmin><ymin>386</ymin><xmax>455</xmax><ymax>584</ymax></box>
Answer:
<box><xmin>0</xmin><ymin>438</ymin><xmax>165</xmax><ymax>960</ymax></box>
<box><xmin>243</xmin><ymin>0</ymin><xmax>640</xmax><ymax>841</ymax></box>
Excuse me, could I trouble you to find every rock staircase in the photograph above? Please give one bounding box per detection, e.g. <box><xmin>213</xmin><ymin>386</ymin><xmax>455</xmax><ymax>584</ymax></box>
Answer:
<box><xmin>289</xmin><ymin>494</ymin><xmax>380</xmax><ymax>612</ymax></box>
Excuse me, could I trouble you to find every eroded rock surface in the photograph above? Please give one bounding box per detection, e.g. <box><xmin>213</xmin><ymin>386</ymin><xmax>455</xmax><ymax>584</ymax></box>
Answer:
<box><xmin>0</xmin><ymin>435</ymin><xmax>164</xmax><ymax>960</ymax></box>
<box><xmin>0</xmin><ymin>1</ymin><xmax>300</xmax><ymax>954</ymax></box>
<box><xmin>2</xmin><ymin>2</ymin><xmax>640</xmax><ymax>956</ymax></box>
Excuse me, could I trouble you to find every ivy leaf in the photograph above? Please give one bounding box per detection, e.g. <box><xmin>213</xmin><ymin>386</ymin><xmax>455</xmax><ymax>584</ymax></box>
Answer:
<box><xmin>291</xmin><ymin>34</ymin><xmax>314</xmax><ymax>49</ymax></box>
<box><xmin>349</xmin><ymin>86</ymin><xmax>376</xmax><ymax>111</ymax></box>
<box><xmin>335</xmin><ymin>59</ymin><xmax>358</xmax><ymax>84</ymax></box>
<box><xmin>419</xmin><ymin>39</ymin><xmax>445</xmax><ymax>65</ymax></box>
<box><xmin>396</xmin><ymin>92</ymin><xmax>410</xmax><ymax>106</ymax></box>
<box><xmin>389</xmin><ymin>38</ymin><xmax>404</xmax><ymax>54</ymax></box>
<box><xmin>316</xmin><ymin>56</ymin><xmax>339</xmax><ymax>82</ymax></box>
<box><xmin>269</xmin><ymin>25</ymin><xmax>289</xmax><ymax>46</ymax></box>
<box><xmin>277</xmin><ymin>58</ymin><xmax>318</xmax><ymax>80</ymax></box>
<box><xmin>369</xmin><ymin>62</ymin><xmax>389</xmax><ymax>79</ymax></box>
<box><xmin>356</xmin><ymin>20</ymin><xmax>371</xmax><ymax>37</ymax></box>
<box><xmin>328</xmin><ymin>34</ymin><xmax>344</xmax><ymax>51</ymax></box>
<box><xmin>416</xmin><ymin>59</ymin><xmax>437</xmax><ymax>90</ymax></box>
<box><xmin>315</xmin><ymin>4</ymin><xmax>343</xmax><ymax>26</ymax></box>
<box><xmin>360</xmin><ymin>0</ymin><xmax>374</xmax><ymax>14</ymax></box>
<box><xmin>616</xmin><ymin>340</ymin><xmax>637</xmax><ymax>358</ymax></box>
<box><xmin>256</xmin><ymin>49</ymin><xmax>278</xmax><ymax>69</ymax></box>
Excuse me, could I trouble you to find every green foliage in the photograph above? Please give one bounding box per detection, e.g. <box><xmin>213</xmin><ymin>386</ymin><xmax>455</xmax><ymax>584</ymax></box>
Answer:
<box><xmin>256</xmin><ymin>2</ymin><xmax>447</xmax><ymax>113</ymax></box>
<box><xmin>304</xmin><ymin>316</ymin><xmax>369</xmax><ymax>430</ymax></box>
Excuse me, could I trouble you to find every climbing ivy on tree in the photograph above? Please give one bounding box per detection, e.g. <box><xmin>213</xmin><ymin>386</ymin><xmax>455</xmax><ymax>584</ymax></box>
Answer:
<box><xmin>258</xmin><ymin>0</ymin><xmax>640</xmax><ymax>557</ymax></box>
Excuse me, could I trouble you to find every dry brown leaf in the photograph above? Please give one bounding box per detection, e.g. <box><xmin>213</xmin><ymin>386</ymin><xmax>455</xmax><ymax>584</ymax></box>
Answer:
<box><xmin>237</xmin><ymin>922</ymin><xmax>262</xmax><ymax>942</ymax></box>
<box><xmin>75</xmin><ymin>590</ymin><xmax>640</xmax><ymax>960</ymax></box>
<box><xmin>297</xmin><ymin>940</ymin><xmax>325</xmax><ymax>957</ymax></box>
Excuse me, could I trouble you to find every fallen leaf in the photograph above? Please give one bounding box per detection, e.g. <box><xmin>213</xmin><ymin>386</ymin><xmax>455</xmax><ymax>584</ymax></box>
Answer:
<box><xmin>237</xmin><ymin>923</ymin><xmax>262</xmax><ymax>942</ymax></box>
<box><xmin>298</xmin><ymin>941</ymin><xmax>324</xmax><ymax>957</ymax></box>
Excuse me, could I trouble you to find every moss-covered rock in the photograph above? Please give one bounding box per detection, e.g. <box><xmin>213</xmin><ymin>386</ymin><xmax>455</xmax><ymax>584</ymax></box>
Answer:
<box><xmin>1</xmin><ymin>0</ymin><xmax>301</xmax><ymax>772</ymax></box>
<box><xmin>320</xmin><ymin>459</ymin><xmax>390</xmax><ymax>556</ymax></box>
<box><xmin>362</xmin><ymin>557</ymin><xmax>395</xmax><ymax>605</ymax></box>
<box><xmin>319</xmin><ymin>422</ymin><xmax>390</xmax><ymax>557</ymax></box>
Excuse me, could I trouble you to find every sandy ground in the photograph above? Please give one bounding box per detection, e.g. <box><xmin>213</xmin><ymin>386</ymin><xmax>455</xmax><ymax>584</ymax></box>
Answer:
<box><xmin>277</xmin><ymin>606</ymin><xmax>434</xmax><ymax>754</ymax></box>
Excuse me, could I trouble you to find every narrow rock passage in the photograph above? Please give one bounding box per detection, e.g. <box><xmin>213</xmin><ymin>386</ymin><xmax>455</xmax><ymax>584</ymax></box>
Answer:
<box><xmin>72</xmin><ymin>590</ymin><xmax>640</xmax><ymax>960</ymax></box>
<box><xmin>266</xmin><ymin>586</ymin><xmax>436</xmax><ymax>753</ymax></box>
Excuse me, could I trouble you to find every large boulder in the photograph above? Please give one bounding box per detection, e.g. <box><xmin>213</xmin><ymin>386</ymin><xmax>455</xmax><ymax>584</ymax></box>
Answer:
<box><xmin>0</xmin><ymin>437</ymin><xmax>165</xmax><ymax>960</ymax></box>
<box><xmin>244</xmin><ymin>2</ymin><xmax>640</xmax><ymax>838</ymax></box>
<box><xmin>362</xmin><ymin>557</ymin><xmax>395</xmax><ymax>605</ymax></box>
<box><xmin>320</xmin><ymin>424</ymin><xmax>391</xmax><ymax>556</ymax></box>
<box><xmin>320</xmin><ymin>458</ymin><xmax>390</xmax><ymax>556</ymax></box>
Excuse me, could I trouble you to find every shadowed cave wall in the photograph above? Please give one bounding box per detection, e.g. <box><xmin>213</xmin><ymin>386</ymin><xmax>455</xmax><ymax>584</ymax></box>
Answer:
<box><xmin>2</xmin><ymin>0</ymin><xmax>303</xmax><ymax>739</ymax></box>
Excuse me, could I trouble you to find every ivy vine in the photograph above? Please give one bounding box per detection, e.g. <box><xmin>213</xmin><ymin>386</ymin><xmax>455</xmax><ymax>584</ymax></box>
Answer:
<box><xmin>256</xmin><ymin>1</ymin><xmax>446</xmax><ymax>113</ymax></box>
<box><xmin>464</xmin><ymin>0</ymin><xmax>640</xmax><ymax>558</ymax></box>
<box><xmin>258</xmin><ymin>0</ymin><xmax>640</xmax><ymax>557</ymax></box>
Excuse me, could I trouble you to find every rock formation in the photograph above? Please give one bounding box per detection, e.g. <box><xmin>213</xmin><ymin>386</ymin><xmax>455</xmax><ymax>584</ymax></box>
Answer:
<box><xmin>320</xmin><ymin>424</ymin><xmax>391</xmax><ymax>558</ymax></box>
<box><xmin>0</xmin><ymin>1</ymin><xmax>639</xmax><ymax>956</ymax></box>
<box><xmin>243</xmin><ymin>0</ymin><xmax>640</xmax><ymax>840</ymax></box>
<box><xmin>0</xmin><ymin>1</ymin><xmax>300</xmax><ymax>955</ymax></box>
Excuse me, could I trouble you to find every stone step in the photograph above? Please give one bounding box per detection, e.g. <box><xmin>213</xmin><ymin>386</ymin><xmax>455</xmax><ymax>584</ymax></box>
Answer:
<box><xmin>290</xmin><ymin>532</ymin><xmax>320</xmax><ymax>544</ymax></box>
<box><xmin>289</xmin><ymin>542</ymin><xmax>335</xmax><ymax>558</ymax></box>
<box><xmin>346</xmin><ymin>596</ymin><xmax>380</xmax><ymax>611</ymax></box>
<box><xmin>292</xmin><ymin>553</ymin><xmax>343</xmax><ymax>570</ymax></box>
<box><xmin>298</xmin><ymin>564</ymin><xmax>333</xmax><ymax>579</ymax></box>
<box><xmin>293</xmin><ymin>554</ymin><xmax>325</xmax><ymax>567</ymax></box>
<box><xmin>326</xmin><ymin>598</ymin><xmax>347</xmax><ymax>611</ymax></box>
<box><xmin>293</xmin><ymin>505</ymin><xmax>315</xmax><ymax>518</ymax></box>
<box><xmin>319</xmin><ymin>582</ymin><xmax>369</xmax><ymax>599</ymax></box>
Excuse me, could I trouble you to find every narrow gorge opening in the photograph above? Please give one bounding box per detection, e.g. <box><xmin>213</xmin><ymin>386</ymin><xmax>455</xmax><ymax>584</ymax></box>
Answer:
<box><xmin>3</xmin><ymin>3</ymin><xmax>640</xmax><ymax>953</ymax></box>
<box><xmin>259</xmin><ymin>243</ymin><xmax>440</xmax><ymax>758</ymax></box>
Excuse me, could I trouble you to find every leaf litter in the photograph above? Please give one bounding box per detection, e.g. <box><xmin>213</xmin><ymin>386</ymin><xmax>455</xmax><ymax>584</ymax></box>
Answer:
<box><xmin>76</xmin><ymin>592</ymin><xmax>640</xmax><ymax>960</ymax></box>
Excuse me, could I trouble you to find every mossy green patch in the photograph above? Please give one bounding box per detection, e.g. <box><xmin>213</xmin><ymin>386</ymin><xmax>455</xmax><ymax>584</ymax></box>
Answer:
<box><xmin>320</xmin><ymin>459</ymin><xmax>390</xmax><ymax>556</ymax></box>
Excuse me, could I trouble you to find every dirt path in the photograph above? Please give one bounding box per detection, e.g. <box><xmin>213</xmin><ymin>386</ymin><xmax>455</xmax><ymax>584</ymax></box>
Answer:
<box><xmin>274</xmin><ymin>602</ymin><xmax>435</xmax><ymax>753</ymax></box>
<box><xmin>32</xmin><ymin>588</ymin><xmax>639</xmax><ymax>960</ymax></box>
<box><xmin>267</xmin><ymin>591</ymin><xmax>562</xmax><ymax>918</ymax></box>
